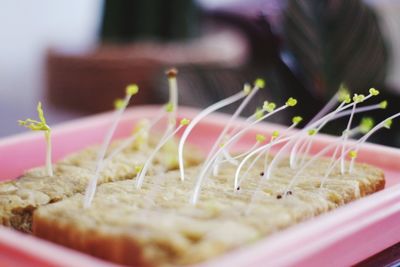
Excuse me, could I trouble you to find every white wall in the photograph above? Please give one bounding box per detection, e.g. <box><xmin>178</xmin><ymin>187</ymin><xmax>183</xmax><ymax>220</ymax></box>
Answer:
<box><xmin>0</xmin><ymin>0</ymin><xmax>102</xmax><ymax>136</ymax></box>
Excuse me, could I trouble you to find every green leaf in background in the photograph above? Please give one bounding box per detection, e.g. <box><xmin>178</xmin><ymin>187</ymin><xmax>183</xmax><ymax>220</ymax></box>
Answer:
<box><xmin>283</xmin><ymin>0</ymin><xmax>388</xmax><ymax>97</ymax></box>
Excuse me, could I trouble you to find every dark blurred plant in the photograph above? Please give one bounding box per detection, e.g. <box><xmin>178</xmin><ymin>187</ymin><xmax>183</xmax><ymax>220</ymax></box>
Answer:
<box><xmin>100</xmin><ymin>0</ymin><xmax>200</xmax><ymax>43</ymax></box>
<box><xmin>283</xmin><ymin>0</ymin><xmax>388</xmax><ymax>98</ymax></box>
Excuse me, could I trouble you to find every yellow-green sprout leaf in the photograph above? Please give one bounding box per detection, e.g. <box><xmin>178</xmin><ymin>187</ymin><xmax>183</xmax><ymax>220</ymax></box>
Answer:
<box><xmin>254</xmin><ymin>78</ymin><xmax>265</xmax><ymax>89</ymax></box>
<box><xmin>352</xmin><ymin>94</ymin><xmax>365</xmax><ymax>103</ymax></box>
<box><xmin>126</xmin><ymin>84</ymin><xmax>139</xmax><ymax>96</ymax></box>
<box><xmin>338</xmin><ymin>84</ymin><xmax>351</xmax><ymax>103</ymax></box>
<box><xmin>18</xmin><ymin>102</ymin><xmax>50</xmax><ymax>132</ymax></box>
<box><xmin>271</xmin><ymin>130</ymin><xmax>279</xmax><ymax>140</ymax></box>
<box><xmin>384</xmin><ymin>119</ymin><xmax>393</xmax><ymax>129</ymax></box>
<box><xmin>256</xmin><ymin>134</ymin><xmax>266</xmax><ymax>143</ymax></box>
<box><xmin>292</xmin><ymin>116</ymin><xmax>303</xmax><ymax>125</ymax></box>
<box><xmin>379</xmin><ymin>100</ymin><xmax>388</xmax><ymax>109</ymax></box>
<box><xmin>114</xmin><ymin>98</ymin><xmax>125</xmax><ymax>110</ymax></box>
<box><xmin>359</xmin><ymin>117</ymin><xmax>374</xmax><ymax>134</ymax></box>
<box><xmin>369</xmin><ymin>88</ymin><xmax>379</xmax><ymax>96</ymax></box>
<box><xmin>243</xmin><ymin>83</ymin><xmax>252</xmax><ymax>95</ymax></box>
<box><xmin>254</xmin><ymin>108</ymin><xmax>264</xmax><ymax>119</ymax></box>
<box><xmin>286</xmin><ymin>97</ymin><xmax>297</xmax><ymax>107</ymax></box>
<box><xmin>165</xmin><ymin>102</ymin><xmax>174</xmax><ymax>112</ymax></box>
<box><xmin>308</xmin><ymin>129</ymin><xmax>317</xmax><ymax>136</ymax></box>
<box><xmin>263</xmin><ymin>101</ymin><xmax>276</xmax><ymax>113</ymax></box>
<box><xmin>180</xmin><ymin>118</ymin><xmax>190</xmax><ymax>126</ymax></box>
<box><xmin>349</xmin><ymin>150</ymin><xmax>358</xmax><ymax>159</ymax></box>
<box><xmin>37</xmin><ymin>102</ymin><xmax>46</xmax><ymax>124</ymax></box>
<box><xmin>131</xmin><ymin>119</ymin><xmax>150</xmax><ymax>148</ymax></box>
<box><xmin>135</xmin><ymin>165</ymin><xmax>143</xmax><ymax>173</ymax></box>
<box><xmin>133</xmin><ymin>119</ymin><xmax>148</xmax><ymax>134</ymax></box>
<box><xmin>18</xmin><ymin>119</ymin><xmax>48</xmax><ymax>131</ymax></box>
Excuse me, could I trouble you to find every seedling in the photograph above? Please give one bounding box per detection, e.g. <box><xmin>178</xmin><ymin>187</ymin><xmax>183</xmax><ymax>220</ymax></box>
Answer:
<box><xmin>136</xmin><ymin>118</ymin><xmax>190</xmax><ymax>189</ymax></box>
<box><xmin>84</xmin><ymin>84</ymin><xmax>138</xmax><ymax>208</ymax></box>
<box><xmin>234</xmin><ymin>116</ymin><xmax>302</xmax><ymax>190</ymax></box>
<box><xmin>178</xmin><ymin>81</ymin><xmax>261</xmax><ymax>182</ymax></box>
<box><xmin>18</xmin><ymin>102</ymin><xmax>53</xmax><ymax>176</ymax></box>
<box><xmin>191</xmin><ymin>97</ymin><xmax>297</xmax><ymax>205</ymax></box>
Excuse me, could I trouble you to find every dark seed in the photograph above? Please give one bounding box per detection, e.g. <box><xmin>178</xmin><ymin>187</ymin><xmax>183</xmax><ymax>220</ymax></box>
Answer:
<box><xmin>260</xmin><ymin>172</ymin><xmax>264</xmax><ymax>176</ymax></box>
<box><xmin>276</xmin><ymin>194</ymin><xmax>282</xmax><ymax>199</ymax></box>
<box><xmin>287</xmin><ymin>191</ymin><xmax>293</xmax><ymax>195</ymax></box>
<box><xmin>236</xmin><ymin>186</ymin><xmax>240</xmax><ymax>191</ymax></box>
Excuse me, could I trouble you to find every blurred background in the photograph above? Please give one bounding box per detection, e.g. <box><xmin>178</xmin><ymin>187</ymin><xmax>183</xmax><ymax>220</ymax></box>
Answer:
<box><xmin>1</xmin><ymin>0</ymin><xmax>400</xmax><ymax>147</ymax></box>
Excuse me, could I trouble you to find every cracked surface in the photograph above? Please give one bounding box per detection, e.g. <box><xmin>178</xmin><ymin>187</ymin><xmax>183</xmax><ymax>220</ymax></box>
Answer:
<box><xmin>0</xmin><ymin>136</ymin><xmax>203</xmax><ymax>232</ymax></box>
<box><xmin>33</xmin><ymin>157</ymin><xmax>384</xmax><ymax>266</ymax></box>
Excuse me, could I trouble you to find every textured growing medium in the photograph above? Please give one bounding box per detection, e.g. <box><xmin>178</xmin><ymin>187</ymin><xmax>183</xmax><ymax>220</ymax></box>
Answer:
<box><xmin>33</xmin><ymin>156</ymin><xmax>384</xmax><ymax>266</ymax></box>
<box><xmin>0</xmin><ymin>135</ymin><xmax>203</xmax><ymax>233</ymax></box>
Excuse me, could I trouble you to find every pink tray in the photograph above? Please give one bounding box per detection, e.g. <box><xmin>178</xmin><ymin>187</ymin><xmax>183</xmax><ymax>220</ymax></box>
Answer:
<box><xmin>1</xmin><ymin>105</ymin><xmax>400</xmax><ymax>267</ymax></box>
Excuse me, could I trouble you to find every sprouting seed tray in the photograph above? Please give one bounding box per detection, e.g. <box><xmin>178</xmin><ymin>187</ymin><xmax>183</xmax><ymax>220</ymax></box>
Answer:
<box><xmin>1</xmin><ymin>105</ymin><xmax>399</xmax><ymax>267</ymax></box>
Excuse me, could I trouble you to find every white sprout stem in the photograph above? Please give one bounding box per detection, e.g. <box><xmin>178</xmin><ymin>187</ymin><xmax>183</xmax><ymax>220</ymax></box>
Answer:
<box><xmin>168</xmin><ymin>76</ymin><xmax>178</xmax><ymax>128</ymax></box>
<box><xmin>225</xmin><ymin>85</ymin><xmax>261</xmax><ymax>137</ymax></box>
<box><xmin>263</xmin><ymin>137</ymin><xmax>273</xmax><ymax>167</ymax></box>
<box><xmin>297</xmin><ymin>138</ymin><xmax>313</xmax><ymax>167</ymax></box>
<box><xmin>290</xmin><ymin>92</ymin><xmax>339</xmax><ymax>167</ymax></box>
<box><xmin>260</xmin><ymin>122</ymin><xmax>299</xmax><ymax>175</ymax></box>
<box><xmin>215</xmin><ymin>140</ymin><xmax>261</xmax><ymax>175</ymax></box>
<box><xmin>221</xmin><ymin>104</ymin><xmax>289</xmax><ymax>155</ymax></box>
<box><xmin>203</xmin><ymin>85</ymin><xmax>261</xmax><ymax>174</ymax></box>
<box><xmin>265</xmin><ymin>131</ymin><xmax>306</xmax><ymax>183</ymax></box>
<box><xmin>290</xmin><ymin>101</ymin><xmax>346</xmax><ymax>168</ymax></box>
<box><xmin>178</xmin><ymin>91</ymin><xmax>246</xmax><ymax>181</ymax></box>
<box><xmin>236</xmin><ymin>122</ymin><xmax>298</xmax><ymax>190</ymax></box>
<box><xmin>104</xmin><ymin>113</ymin><xmax>164</xmax><ymax>163</ymax></box>
<box><xmin>234</xmin><ymin>135</ymin><xmax>293</xmax><ymax>190</ymax></box>
<box><xmin>348</xmin><ymin>112</ymin><xmax>400</xmax><ymax>173</ymax></box>
<box><xmin>84</xmin><ymin>93</ymin><xmax>133</xmax><ymax>208</ymax></box>
<box><xmin>285</xmin><ymin>138</ymin><xmax>346</xmax><ymax>193</ymax></box>
<box><xmin>45</xmin><ymin>131</ymin><xmax>53</xmax><ymax>177</ymax></box>
<box><xmin>333</xmin><ymin>103</ymin><xmax>382</xmax><ymax>119</ymax></box>
<box><xmin>212</xmin><ymin>135</ymin><xmax>237</xmax><ymax>176</ymax></box>
<box><xmin>219</xmin><ymin>141</ymin><xmax>260</xmax><ymax>163</ymax></box>
<box><xmin>192</xmin><ymin>104</ymin><xmax>288</xmax><ymax>205</ymax></box>
<box><xmin>235</xmin><ymin>123</ymin><xmax>298</xmax><ymax>190</ymax></box>
<box><xmin>340</xmin><ymin>103</ymin><xmax>357</xmax><ymax>174</ymax></box>
<box><xmin>317</xmin><ymin>128</ymin><xmax>360</xmax><ymax>188</ymax></box>
<box><xmin>293</xmin><ymin>102</ymin><xmax>382</xmax><ymax>169</ymax></box>
<box><xmin>349</xmin><ymin>156</ymin><xmax>356</xmax><ymax>174</ymax></box>
<box><xmin>295</xmin><ymin>114</ymin><xmax>399</xmax><ymax>192</ymax></box>
<box><xmin>238</xmin><ymin>148</ymin><xmax>265</xmax><ymax>188</ymax></box>
<box><xmin>267</xmin><ymin>94</ymin><xmax>378</xmax><ymax>192</ymax></box>
<box><xmin>288</xmin><ymin>124</ymin><xmax>362</xmax><ymax>192</ymax></box>
<box><xmin>320</xmin><ymin>143</ymin><xmax>342</xmax><ymax>188</ymax></box>
<box><xmin>238</xmin><ymin>136</ymin><xmax>278</xmax><ymax>190</ymax></box>
<box><xmin>202</xmin><ymin>84</ymin><xmax>262</xmax><ymax>167</ymax></box>
<box><xmin>212</xmin><ymin>154</ymin><xmax>222</xmax><ymax>176</ymax></box>
<box><xmin>222</xmin><ymin>149</ymin><xmax>238</xmax><ymax>165</ymax></box>
<box><xmin>228</xmin><ymin>112</ymin><xmax>258</xmax><ymax>135</ymax></box>
<box><xmin>307</xmin><ymin>92</ymin><xmax>339</xmax><ymax>126</ymax></box>
<box><xmin>290</xmin><ymin>94</ymin><xmax>374</xmax><ymax>168</ymax></box>
<box><xmin>319</xmin><ymin>123</ymin><xmax>387</xmax><ymax>188</ymax></box>
<box><xmin>296</xmin><ymin>105</ymin><xmax>347</xmax><ymax>168</ymax></box>
<box><xmin>136</xmin><ymin>124</ymin><xmax>184</xmax><ymax>189</ymax></box>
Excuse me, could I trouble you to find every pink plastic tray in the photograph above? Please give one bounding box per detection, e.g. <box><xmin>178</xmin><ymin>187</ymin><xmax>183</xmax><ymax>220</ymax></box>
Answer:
<box><xmin>1</xmin><ymin>105</ymin><xmax>400</xmax><ymax>267</ymax></box>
